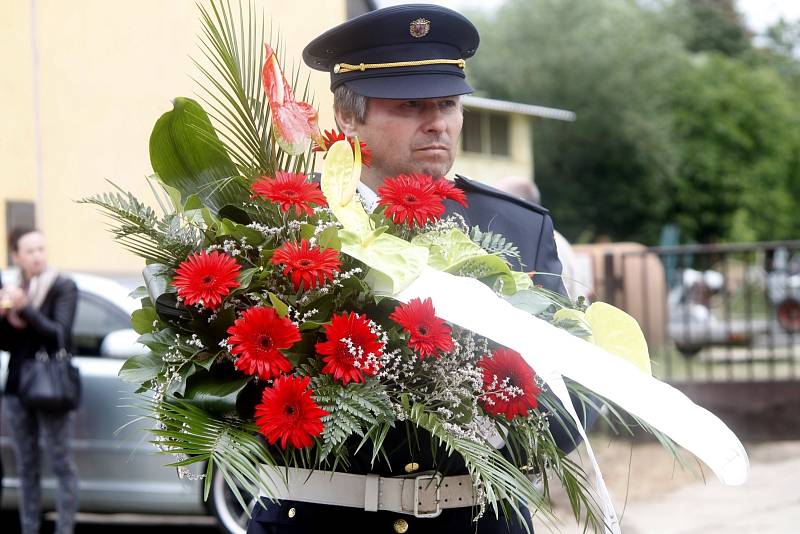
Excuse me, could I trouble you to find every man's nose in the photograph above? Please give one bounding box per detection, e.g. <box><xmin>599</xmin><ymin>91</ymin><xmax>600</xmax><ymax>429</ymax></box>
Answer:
<box><xmin>422</xmin><ymin>107</ymin><xmax>448</xmax><ymax>134</ymax></box>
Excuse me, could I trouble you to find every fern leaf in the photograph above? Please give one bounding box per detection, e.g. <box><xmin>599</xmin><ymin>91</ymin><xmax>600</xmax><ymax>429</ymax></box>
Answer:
<box><xmin>469</xmin><ymin>226</ymin><xmax>523</xmax><ymax>266</ymax></box>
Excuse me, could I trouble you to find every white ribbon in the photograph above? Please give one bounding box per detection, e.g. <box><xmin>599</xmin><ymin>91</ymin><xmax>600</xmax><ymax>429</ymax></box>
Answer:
<box><xmin>397</xmin><ymin>268</ymin><xmax>749</xmax><ymax>533</ymax></box>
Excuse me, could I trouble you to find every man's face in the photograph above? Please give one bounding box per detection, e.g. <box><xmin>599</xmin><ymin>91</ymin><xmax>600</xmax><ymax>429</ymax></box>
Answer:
<box><xmin>347</xmin><ymin>97</ymin><xmax>463</xmax><ymax>187</ymax></box>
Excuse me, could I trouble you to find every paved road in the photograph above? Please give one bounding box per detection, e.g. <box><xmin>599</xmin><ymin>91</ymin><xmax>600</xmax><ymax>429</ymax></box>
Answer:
<box><xmin>1</xmin><ymin>511</ymin><xmax>221</xmax><ymax>533</ymax></box>
<box><xmin>534</xmin><ymin>440</ymin><xmax>800</xmax><ymax>534</ymax></box>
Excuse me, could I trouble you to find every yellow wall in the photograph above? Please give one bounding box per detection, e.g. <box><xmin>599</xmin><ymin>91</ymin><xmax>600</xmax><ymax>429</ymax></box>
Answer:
<box><xmin>453</xmin><ymin>113</ymin><xmax>533</xmax><ymax>185</ymax></box>
<box><xmin>0</xmin><ymin>0</ymin><xmax>344</xmax><ymax>276</ymax></box>
<box><xmin>0</xmin><ymin>0</ymin><xmax>38</xmax><ymax>226</ymax></box>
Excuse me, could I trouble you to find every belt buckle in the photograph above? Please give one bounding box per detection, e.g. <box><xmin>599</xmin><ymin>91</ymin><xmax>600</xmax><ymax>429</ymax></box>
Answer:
<box><xmin>412</xmin><ymin>472</ymin><xmax>442</xmax><ymax>518</ymax></box>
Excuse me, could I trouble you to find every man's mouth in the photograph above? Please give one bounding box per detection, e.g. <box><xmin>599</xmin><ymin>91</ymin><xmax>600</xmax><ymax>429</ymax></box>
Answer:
<box><xmin>416</xmin><ymin>145</ymin><xmax>449</xmax><ymax>151</ymax></box>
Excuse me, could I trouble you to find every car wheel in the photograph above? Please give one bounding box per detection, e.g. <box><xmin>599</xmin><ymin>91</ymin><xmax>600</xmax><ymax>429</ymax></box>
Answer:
<box><xmin>777</xmin><ymin>299</ymin><xmax>800</xmax><ymax>333</ymax></box>
<box><xmin>208</xmin><ymin>470</ymin><xmax>258</xmax><ymax>534</ymax></box>
<box><xmin>675</xmin><ymin>343</ymin><xmax>702</xmax><ymax>357</ymax></box>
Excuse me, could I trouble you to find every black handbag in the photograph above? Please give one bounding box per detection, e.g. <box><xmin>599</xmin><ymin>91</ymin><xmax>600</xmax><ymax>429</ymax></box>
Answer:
<box><xmin>18</xmin><ymin>332</ymin><xmax>81</xmax><ymax>412</ymax></box>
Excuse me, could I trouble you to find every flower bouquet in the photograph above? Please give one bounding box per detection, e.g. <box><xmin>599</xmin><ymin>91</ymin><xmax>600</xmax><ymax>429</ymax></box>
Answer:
<box><xmin>83</xmin><ymin>2</ymin><xmax>747</xmax><ymax>532</ymax></box>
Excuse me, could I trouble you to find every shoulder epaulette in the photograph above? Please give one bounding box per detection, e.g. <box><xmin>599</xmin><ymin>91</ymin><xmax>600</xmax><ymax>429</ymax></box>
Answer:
<box><xmin>454</xmin><ymin>175</ymin><xmax>550</xmax><ymax>215</ymax></box>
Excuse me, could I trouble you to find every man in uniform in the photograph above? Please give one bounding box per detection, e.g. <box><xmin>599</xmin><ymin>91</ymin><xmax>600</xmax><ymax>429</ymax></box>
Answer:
<box><xmin>247</xmin><ymin>5</ymin><xmax>579</xmax><ymax>533</ymax></box>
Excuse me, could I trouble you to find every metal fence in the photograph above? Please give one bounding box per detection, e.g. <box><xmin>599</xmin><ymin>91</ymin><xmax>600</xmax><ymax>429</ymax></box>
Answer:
<box><xmin>597</xmin><ymin>240</ymin><xmax>800</xmax><ymax>383</ymax></box>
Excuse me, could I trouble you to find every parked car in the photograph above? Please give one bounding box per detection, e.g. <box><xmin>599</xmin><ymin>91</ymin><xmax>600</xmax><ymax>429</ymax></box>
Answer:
<box><xmin>667</xmin><ymin>268</ymin><xmax>763</xmax><ymax>357</ymax></box>
<box><xmin>0</xmin><ymin>271</ymin><xmax>248</xmax><ymax>533</ymax></box>
<box><xmin>766</xmin><ymin>247</ymin><xmax>800</xmax><ymax>334</ymax></box>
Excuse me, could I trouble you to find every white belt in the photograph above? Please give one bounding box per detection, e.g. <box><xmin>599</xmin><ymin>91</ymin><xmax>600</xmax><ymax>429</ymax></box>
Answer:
<box><xmin>258</xmin><ymin>467</ymin><xmax>478</xmax><ymax>518</ymax></box>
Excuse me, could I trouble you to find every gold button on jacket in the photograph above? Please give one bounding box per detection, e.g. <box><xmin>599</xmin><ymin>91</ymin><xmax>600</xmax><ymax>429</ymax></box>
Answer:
<box><xmin>403</xmin><ymin>462</ymin><xmax>420</xmax><ymax>473</ymax></box>
<box><xmin>287</xmin><ymin>507</ymin><xmax>296</xmax><ymax>518</ymax></box>
<box><xmin>393</xmin><ymin>518</ymin><xmax>409</xmax><ymax>533</ymax></box>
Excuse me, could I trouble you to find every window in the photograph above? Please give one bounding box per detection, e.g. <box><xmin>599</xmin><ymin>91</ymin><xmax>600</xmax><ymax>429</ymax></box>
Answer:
<box><xmin>461</xmin><ymin>110</ymin><xmax>511</xmax><ymax>157</ymax></box>
<box><xmin>72</xmin><ymin>293</ymin><xmax>131</xmax><ymax>356</ymax></box>
<box><xmin>5</xmin><ymin>200</ymin><xmax>36</xmax><ymax>265</ymax></box>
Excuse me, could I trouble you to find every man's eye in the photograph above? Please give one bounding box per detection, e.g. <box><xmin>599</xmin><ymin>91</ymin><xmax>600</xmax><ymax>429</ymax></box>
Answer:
<box><xmin>402</xmin><ymin>100</ymin><xmax>420</xmax><ymax>109</ymax></box>
<box><xmin>439</xmin><ymin>99</ymin><xmax>458</xmax><ymax>110</ymax></box>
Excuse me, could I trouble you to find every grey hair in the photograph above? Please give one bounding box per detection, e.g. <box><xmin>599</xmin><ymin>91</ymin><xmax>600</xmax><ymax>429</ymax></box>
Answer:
<box><xmin>333</xmin><ymin>84</ymin><xmax>368</xmax><ymax>124</ymax></box>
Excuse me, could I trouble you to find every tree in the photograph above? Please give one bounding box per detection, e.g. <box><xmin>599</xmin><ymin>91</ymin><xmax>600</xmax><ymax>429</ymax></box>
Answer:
<box><xmin>468</xmin><ymin>0</ymin><xmax>686</xmax><ymax>244</ymax></box>
<box><xmin>683</xmin><ymin>0</ymin><xmax>752</xmax><ymax>56</ymax></box>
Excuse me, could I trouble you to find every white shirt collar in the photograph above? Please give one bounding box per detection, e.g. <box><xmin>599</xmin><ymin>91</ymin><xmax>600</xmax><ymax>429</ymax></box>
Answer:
<box><xmin>356</xmin><ymin>182</ymin><xmax>380</xmax><ymax>213</ymax></box>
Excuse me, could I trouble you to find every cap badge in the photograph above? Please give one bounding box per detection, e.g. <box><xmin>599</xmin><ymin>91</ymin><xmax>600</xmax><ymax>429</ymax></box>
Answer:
<box><xmin>409</xmin><ymin>18</ymin><xmax>430</xmax><ymax>38</ymax></box>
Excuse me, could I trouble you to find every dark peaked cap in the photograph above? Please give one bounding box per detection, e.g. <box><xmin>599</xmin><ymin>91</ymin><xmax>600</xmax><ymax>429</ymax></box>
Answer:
<box><xmin>302</xmin><ymin>4</ymin><xmax>479</xmax><ymax>99</ymax></box>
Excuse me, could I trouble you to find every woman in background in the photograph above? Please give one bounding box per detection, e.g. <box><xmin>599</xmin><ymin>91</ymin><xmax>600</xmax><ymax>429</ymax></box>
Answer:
<box><xmin>0</xmin><ymin>227</ymin><xmax>79</xmax><ymax>534</ymax></box>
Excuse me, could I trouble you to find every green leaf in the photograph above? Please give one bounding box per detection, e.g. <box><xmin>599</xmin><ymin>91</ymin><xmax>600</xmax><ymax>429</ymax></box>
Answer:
<box><xmin>119</xmin><ymin>352</ymin><xmax>163</xmax><ymax>383</ymax></box>
<box><xmin>131</xmin><ymin>307</ymin><xmax>159</xmax><ymax>335</ymax></box>
<box><xmin>507</xmin><ymin>289</ymin><xmax>554</xmax><ymax>316</ymax></box>
<box><xmin>217</xmin><ymin>218</ymin><xmax>265</xmax><ymax>245</ymax></box>
<box><xmin>317</xmin><ymin>225</ymin><xmax>341</xmax><ymax>250</ymax></box>
<box><xmin>178</xmin><ymin>373</ymin><xmax>251</xmax><ymax>414</ymax></box>
<box><xmin>237</xmin><ymin>267</ymin><xmax>259</xmax><ymax>288</ymax></box>
<box><xmin>129</xmin><ymin>286</ymin><xmax>148</xmax><ymax>299</ymax></box>
<box><xmin>268</xmin><ymin>292</ymin><xmax>289</xmax><ymax>317</ymax></box>
<box><xmin>149</xmin><ymin>97</ymin><xmax>244</xmax><ymax>215</ymax></box>
<box><xmin>143</xmin><ymin>263</ymin><xmax>171</xmax><ymax>304</ymax></box>
<box><xmin>183</xmin><ymin>194</ymin><xmax>204</xmax><ymax>211</ymax></box>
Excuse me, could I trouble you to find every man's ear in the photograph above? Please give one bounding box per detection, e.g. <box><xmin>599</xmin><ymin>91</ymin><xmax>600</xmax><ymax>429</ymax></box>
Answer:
<box><xmin>334</xmin><ymin>108</ymin><xmax>359</xmax><ymax>138</ymax></box>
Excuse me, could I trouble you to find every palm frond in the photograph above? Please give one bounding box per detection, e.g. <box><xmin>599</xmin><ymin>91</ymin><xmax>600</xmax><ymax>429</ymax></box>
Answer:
<box><xmin>408</xmin><ymin>402</ymin><xmax>557</xmax><ymax>533</ymax></box>
<box><xmin>194</xmin><ymin>0</ymin><xmax>316</xmax><ymax>177</ymax></box>
<box><xmin>148</xmin><ymin>398</ymin><xmax>280</xmax><ymax>512</ymax></box>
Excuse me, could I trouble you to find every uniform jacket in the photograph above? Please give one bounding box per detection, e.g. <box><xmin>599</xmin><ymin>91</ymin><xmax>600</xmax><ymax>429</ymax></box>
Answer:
<box><xmin>246</xmin><ymin>177</ymin><xmax>587</xmax><ymax>533</ymax></box>
<box><xmin>0</xmin><ymin>275</ymin><xmax>78</xmax><ymax>396</ymax></box>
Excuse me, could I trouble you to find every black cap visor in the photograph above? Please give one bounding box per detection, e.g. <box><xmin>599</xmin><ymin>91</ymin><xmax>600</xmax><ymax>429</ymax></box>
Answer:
<box><xmin>343</xmin><ymin>73</ymin><xmax>473</xmax><ymax>99</ymax></box>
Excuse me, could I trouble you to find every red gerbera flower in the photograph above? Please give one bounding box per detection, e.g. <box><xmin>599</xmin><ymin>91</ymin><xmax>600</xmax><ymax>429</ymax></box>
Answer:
<box><xmin>255</xmin><ymin>374</ymin><xmax>328</xmax><ymax>449</ymax></box>
<box><xmin>478</xmin><ymin>347</ymin><xmax>541</xmax><ymax>420</ymax></box>
<box><xmin>316</xmin><ymin>312</ymin><xmax>384</xmax><ymax>385</ymax></box>
<box><xmin>271</xmin><ymin>239</ymin><xmax>341</xmax><ymax>292</ymax></box>
<box><xmin>228</xmin><ymin>306</ymin><xmax>301</xmax><ymax>379</ymax></box>
<box><xmin>377</xmin><ymin>173</ymin><xmax>446</xmax><ymax>228</ymax></box>
<box><xmin>173</xmin><ymin>250</ymin><xmax>241</xmax><ymax>310</ymax></box>
<box><xmin>312</xmin><ymin>129</ymin><xmax>373</xmax><ymax>167</ymax></box>
<box><xmin>251</xmin><ymin>171</ymin><xmax>327</xmax><ymax>216</ymax></box>
<box><xmin>389</xmin><ymin>298</ymin><xmax>454</xmax><ymax>359</ymax></box>
<box><xmin>432</xmin><ymin>178</ymin><xmax>468</xmax><ymax>207</ymax></box>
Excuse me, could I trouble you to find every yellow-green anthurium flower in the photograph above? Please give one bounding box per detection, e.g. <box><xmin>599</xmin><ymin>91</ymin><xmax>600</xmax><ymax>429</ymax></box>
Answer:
<box><xmin>584</xmin><ymin>302</ymin><xmax>652</xmax><ymax>375</ymax></box>
<box><xmin>320</xmin><ymin>140</ymin><xmax>429</xmax><ymax>295</ymax></box>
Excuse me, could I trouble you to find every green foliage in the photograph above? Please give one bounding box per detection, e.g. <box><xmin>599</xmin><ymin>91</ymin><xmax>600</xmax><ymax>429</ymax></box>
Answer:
<box><xmin>407</xmin><ymin>403</ymin><xmax>559</xmax><ymax>532</ymax></box>
<box><xmin>194</xmin><ymin>0</ymin><xmax>313</xmax><ymax>177</ymax></box>
<box><xmin>468</xmin><ymin>226</ymin><xmax>522</xmax><ymax>265</ymax></box>
<box><xmin>310</xmin><ymin>376</ymin><xmax>394</xmax><ymax>461</ymax></box>
<box><xmin>682</xmin><ymin>0</ymin><xmax>752</xmax><ymax>56</ymax></box>
<box><xmin>669</xmin><ymin>53</ymin><xmax>800</xmax><ymax>242</ymax></box>
<box><xmin>468</xmin><ymin>0</ymin><xmax>800</xmax><ymax>245</ymax></box>
<box><xmin>79</xmin><ymin>185</ymin><xmax>199</xmax><ymax>264</ymax></box>
<box><xmin>149</xmin><ymin>399</ymin><xmax>277</xmax><ymax>510</ymax></box>
<box><xmin>149</xmin><ymin>97</ymin><xmax>246</xmax><ymax>215</ymax></box>
<box><xmin>468</xmin><ymin>0</ymin><xmax>685</xmax><ymax>244</ymax></box>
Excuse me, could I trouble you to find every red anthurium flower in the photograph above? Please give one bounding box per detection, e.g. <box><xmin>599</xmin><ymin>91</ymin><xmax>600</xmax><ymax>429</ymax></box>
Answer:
<box><xmin>316</xmin><ymin>312</ymin><xmax>384</xmax><ymax>385</ymax></box>
<box><xmin>262</xmin><ymin>44</ymin><xmax>324</xmax><ymax>155</ymax></box>
<box><xmin>251</xmin><ymin>171</ymin><xmax>328</xmax><ymax>216</ymax></box>
<box><xmin>255</xmin><ymin>374</ymin><xmax>328</xmax><ymax>449</ymax></box>
<box><xmin>271</xmin><ymin>239</ymin><xmax>341</xmax><ymax>292</ymax></box>
<box><xmin>173</xmin><ymin>250</ymin><xmax>241</xmax><ymax>310</ymax></box>
<box><xmin>377</xmin><ymin>173</ymin><xmax>446</xmax><ymax>228</ymax></box>
<box><xmin>478</xmin><ymin>347</ymin><xmax>541</xmax><ymax>420</ymax></box>
<box><xmin>389</xmin><ymin>298</ymin><xmax>454</xmax><ymax>359</ymax></box>
<box><xmin>432</xmin><ymin>177</ymin><xmax>468</xmax><ymax>207</ymax></box>
<box><xmin>312</xmin><ymin>129</ymin><xmax>373</xmax><ymax>167</ymax></box>
<box><xmin>228</xmin><ymin>306</ymin><xmax>301</xmax><ymax>380</ymax></box>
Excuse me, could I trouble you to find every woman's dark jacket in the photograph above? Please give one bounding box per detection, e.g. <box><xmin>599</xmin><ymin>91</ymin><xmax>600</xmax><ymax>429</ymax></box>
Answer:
<box><xmin>0</xmin><ymin>275</ymin><xmax>78</xmax><ymax>396</ymax></box>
